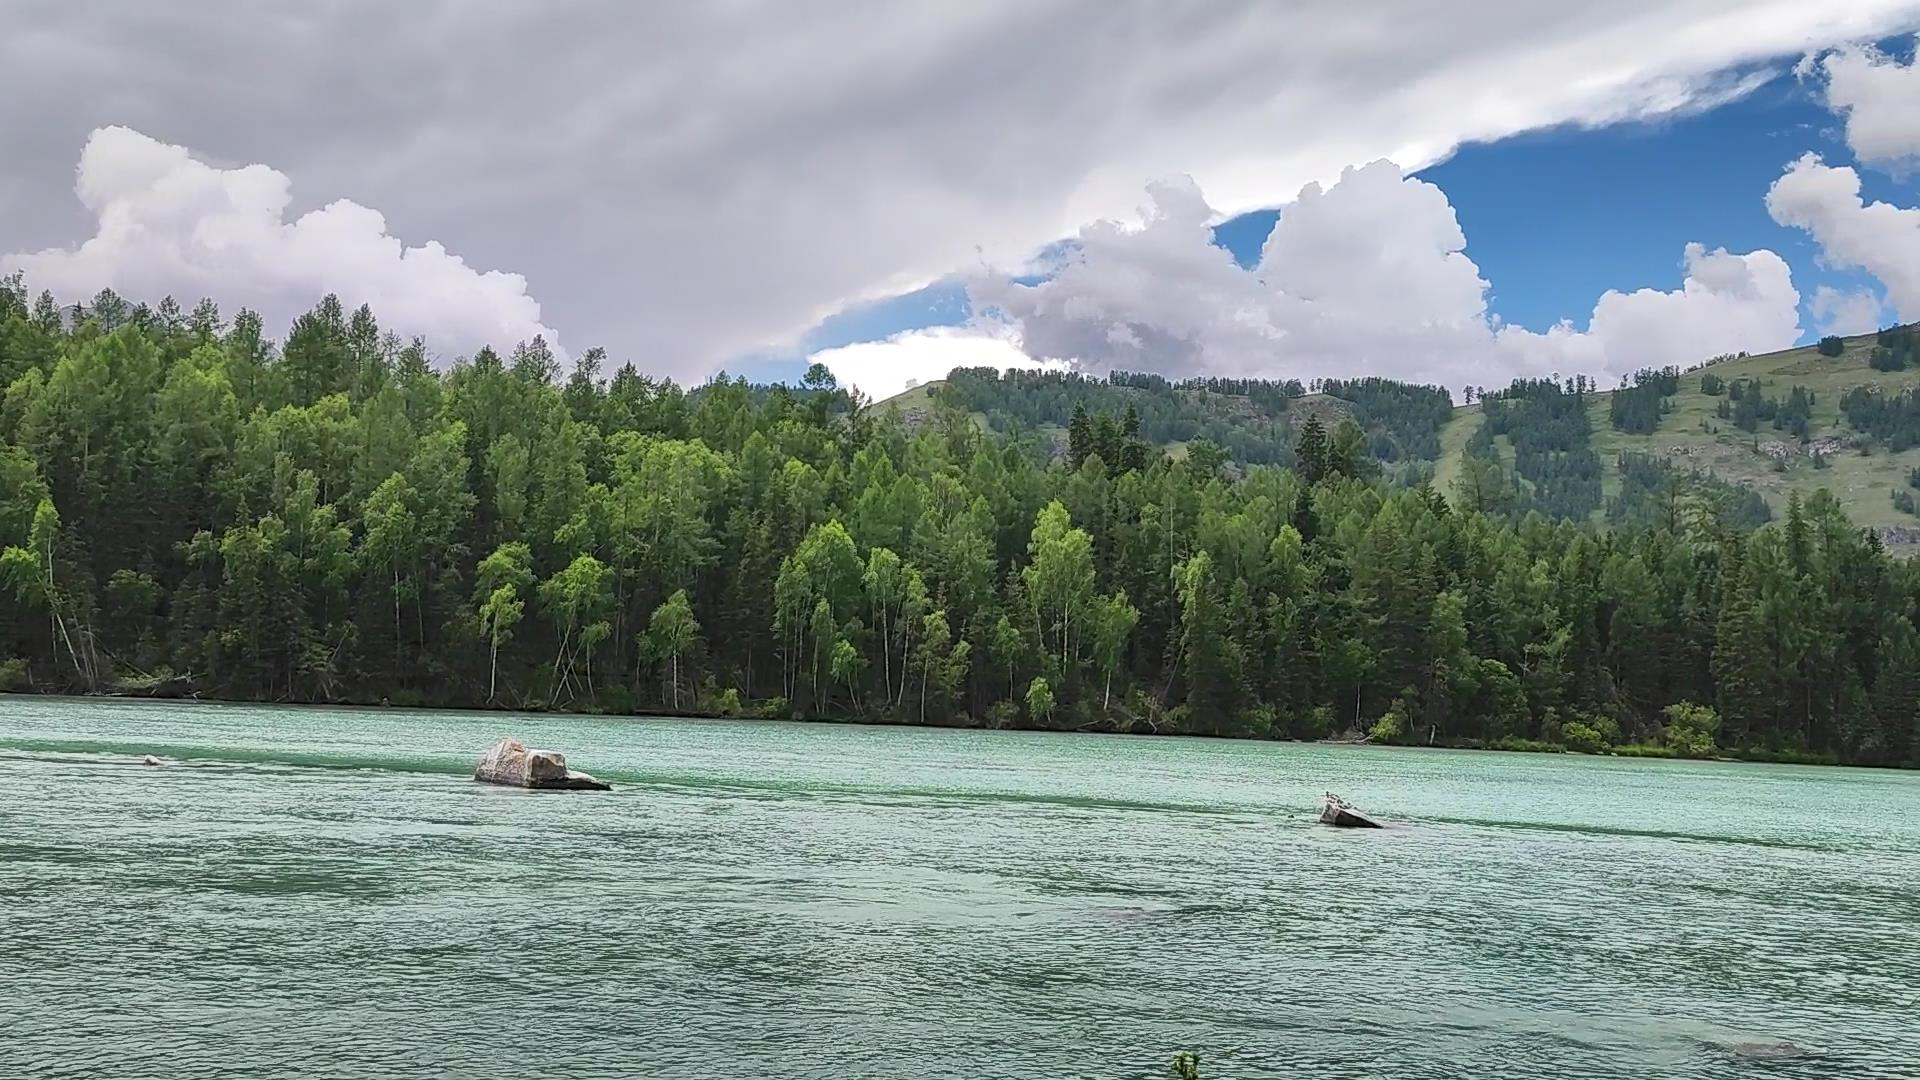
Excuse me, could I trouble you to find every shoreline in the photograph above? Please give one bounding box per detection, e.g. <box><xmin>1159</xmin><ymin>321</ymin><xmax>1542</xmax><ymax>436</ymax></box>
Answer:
<box><xmin>1</xmin><ymin>687</ymin><xmax>1867</xmax><ymax>769</ymax></box>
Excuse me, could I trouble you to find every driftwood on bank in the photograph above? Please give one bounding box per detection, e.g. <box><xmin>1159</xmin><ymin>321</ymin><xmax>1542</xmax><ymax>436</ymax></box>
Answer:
<box><xmin>105</xmin><ymin>671</ymin><xmax>199</xmax><ymax>699</ymax></box>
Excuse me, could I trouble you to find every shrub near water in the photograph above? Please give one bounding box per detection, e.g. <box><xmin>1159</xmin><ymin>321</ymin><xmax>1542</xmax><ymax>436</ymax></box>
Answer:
<box><xmin>1562</xmin><ymin>721</ymin><xmax>1607</xmax><ymax>755</ymax></box>
<box><xmin>1660</xmin><ymin>702</ymin><xmax>1721</xmax><ymax>759</ymax></box>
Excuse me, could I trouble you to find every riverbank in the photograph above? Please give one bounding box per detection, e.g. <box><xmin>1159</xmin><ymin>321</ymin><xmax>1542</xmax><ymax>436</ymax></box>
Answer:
<box><xmin>0</xmin><ymin>686</ymin><xmax>1872</xmax><ymax>770</ymax></box>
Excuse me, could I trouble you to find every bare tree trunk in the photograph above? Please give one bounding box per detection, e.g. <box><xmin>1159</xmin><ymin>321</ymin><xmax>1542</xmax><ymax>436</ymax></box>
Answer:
<box><xmin>878</xmin><ymin>604</ymin><xmax>891</xmax><ymax>704</ymax></box>
<box><xmin>391</xmin><ymin>565</ymin><xmax>402</xmax><ymax>680</ymax></box>
<box><xmin>896</xmin><ymin>622</ymin><xmax>915</xmax><ymax>709</ymax></box>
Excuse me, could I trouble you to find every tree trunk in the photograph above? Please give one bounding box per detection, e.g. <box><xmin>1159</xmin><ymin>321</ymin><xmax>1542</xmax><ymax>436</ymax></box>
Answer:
<box><xmin>391</xmin><ymin>565</ymin><xmax>402</xmax><ymax>680</ymax></box>
<box><xmin>879</xmin><ymin>606</ymin><xmax>891</xmax><ymax>704</ymax></box>
<box><xmin>896</xmin><ymin>623</ymin><xmax>915</xmax><ymax>709</ymax></box>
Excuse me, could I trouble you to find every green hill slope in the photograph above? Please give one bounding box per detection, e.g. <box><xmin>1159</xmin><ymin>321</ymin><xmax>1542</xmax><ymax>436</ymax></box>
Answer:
<box><xmin>1437</xmin><ymin>328</ymin><xmax>1920</xmax><ymax>534</ymax></box>
<box><xmin>876</xmin><ymin>327</ymin><xmax>1920</xmax><ymax>540</ymax></box>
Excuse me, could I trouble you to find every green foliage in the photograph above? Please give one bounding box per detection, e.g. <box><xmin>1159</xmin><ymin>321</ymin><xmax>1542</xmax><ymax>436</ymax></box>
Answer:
<box><xmin>1562</xmin><ymin>720</ymin><xmax>1608</xmax><ymax>754</ymax></box>
<box><xmin>1842</xmin><ymin>372</ymin><xmax>1920</xmax><ymax>448</ymax></box>
<box><xmin>1717</xmin><ymin>379</ymin><xmax>1812</xmax><ymax>438</ymax></box>
<box><xmin>1613</xmin><ymin>742</ymin><xmax>1678</xmax><ymax>758</ymax></box>
<box><xmin>1316</xmin><ymin>378</ymin><xmax>1453</xmax><ymax>460</ymax></box>
<box><xmin>914</xmin><ymin>609</ymin><xmax>971</xmax><ymax>723</ymax></box>
<box><xmin>1608</xmin><ymin>452</ymin><xmax>1770</xmax><ymax>532</ymax></box>
<box><xmin>1489</xmin><ymin>736</ymin><xmax>1565</xmax><ymax>754</ymax></box>
<box><xmin>0</xmin><ymin>656</ymin><xmax>26</xmax><ymax>691</ymax></box>
<box><xmin>1471</xmin><ymin>378</ymin><xmax>1601</xmax><ymax>520</ymax></box>
<box><xmin>1661</xmin><ymin>702</ymin><xmax>1721</xmax><ymax>759</ymax></box>
<box><xmin>642</xmin><ymin>589</ymin><xmax>700</xmax><ymax>710</ymax></box>
<box><xmin>1368</xmin><ymin>699</ymin><xmax>1410</xmax><ymax>744</ymax></box>
<box><xmin>1817</xmin><ymin>335</ymin><xmax>1845</xmax><ymax>358</ymax></box>
<box><xmin>942</xmin><ymin>367</ymin><xmax>1305</xmax><ymax>465</ymax></box>
<box><xmin>1609</xmin><ymin>368</ymin><xmax>1678</xmax><ymax>435</ymax></box>
<box><xmin>1170</xmin><ymin>1052</ymin><xmax>1202</xmax><ymax>1080</ymax></box>
<box><xmin>934</xmin><ymin>367</ymin><xmax>1450</xmax><ymax>468</ymax></box>
<box><xmin>1024</xmin><ymin>676</ymin><xmax>1055</xmax><ymax>725</ymax></box>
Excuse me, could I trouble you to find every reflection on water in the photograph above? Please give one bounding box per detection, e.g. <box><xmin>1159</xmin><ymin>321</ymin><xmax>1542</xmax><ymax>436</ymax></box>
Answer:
<box><xmin>2</xmin><ymin>698</ymin><xmax>1916</xmax><ymax>1079</ymax></box>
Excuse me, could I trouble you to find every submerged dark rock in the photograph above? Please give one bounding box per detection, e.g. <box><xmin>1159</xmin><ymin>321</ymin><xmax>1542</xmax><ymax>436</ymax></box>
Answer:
<box><xmin>473</xmin><ymin>738</ymin><xmax>611</xmax><ymax>791</ymax></box>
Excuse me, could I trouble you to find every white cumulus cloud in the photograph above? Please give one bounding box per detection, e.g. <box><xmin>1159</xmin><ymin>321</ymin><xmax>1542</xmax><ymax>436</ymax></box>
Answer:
<box><xmin>1497</xmin><ymin>244</ymin><xmax>1803</xmax><ymax>381</ymax></box>
<box><xmin>5</xmin><ymin>126</ymin><xmax>560</xmax><ymax>357</ymax></box>
<box><xmin>969</xmin><ymin>164</ymin><xmax>1801</xmax><ymax>394</ymax></box>
<box><xmin>809</xmin><ymin>326</ymin><xmax>1057</xmax><ymax>402</ymax></box>
<box><xmin>1810</xmin><ymin>37</ymin><xmax>1920</xmax><ymax>173</ymax></box>
<box><xmin>1809</xmin><ymin>285</ymin><xmax>1887</xmax><ymax>336</ymax></box>
<box><xmin>1767</xmin><ymin>152</ymin><xmax>1920</xmax><ymax>322</ymax></box>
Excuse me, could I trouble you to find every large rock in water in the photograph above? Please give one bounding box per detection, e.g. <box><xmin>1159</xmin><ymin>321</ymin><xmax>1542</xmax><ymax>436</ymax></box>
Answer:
<box><xmin>473</xmin><ymin>738</ymin><xmax>611</xmax><ymax>791</ymax></box>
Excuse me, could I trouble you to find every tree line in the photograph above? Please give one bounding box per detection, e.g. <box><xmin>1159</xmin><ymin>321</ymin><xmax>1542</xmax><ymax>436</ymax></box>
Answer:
<box><xmin>1717</xmin><ymin>379</ymin><xmax>1813</xmax><ymax>439</ymax></box>
<box><xmin>1468</xmin><ymin>379</ymin><xmax>1604</xmax><ymax>521</ymax></box>
<box><xmin>1608</xmin><ymin>368</ymin><xmax>1678</xmax><ymax>436</ymax></box>
<box><xmin>1869</xmin><ymin>325</ymin><xmax>1917</xmax><ymax>372</ymax></box>
<box><xmin>935</xmin><ymin>368</ymin><xmax>1451</xmax><ymax>469</ymax></box>
<box><xmin>2</xmin><ymin>282</ymin><xmax>1917</xmax><ymax>767</ymax></box>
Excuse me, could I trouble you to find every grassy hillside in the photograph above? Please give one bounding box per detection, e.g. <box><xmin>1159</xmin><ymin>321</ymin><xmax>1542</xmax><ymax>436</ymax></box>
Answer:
<box><xmin>876</xmin><ymin>328</ymin><xmax>1920</xmax><ymax>539</ymax></box>
<box><xmin>874</xmin><ymin>368</ymin><xmax>1435</xmax><ymax>470</ymax></box>
<box><xmin>1436</xmin><ymin>329</ymin><xmax>1920</xmax><ymax>533</ymax></box>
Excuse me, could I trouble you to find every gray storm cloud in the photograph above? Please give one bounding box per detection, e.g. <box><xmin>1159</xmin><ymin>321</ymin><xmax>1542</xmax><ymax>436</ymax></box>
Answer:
<box><xmin>3</xmin><ymin>1</ymin><xmax>1915</xmax><ymax>377</ymax></box>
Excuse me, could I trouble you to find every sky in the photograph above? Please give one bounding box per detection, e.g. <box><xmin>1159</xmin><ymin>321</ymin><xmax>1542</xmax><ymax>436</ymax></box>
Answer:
<box><xmin>3</xmin><ymin>3</ymin><xmax>1919</xmax><ymax>401</ymax></box>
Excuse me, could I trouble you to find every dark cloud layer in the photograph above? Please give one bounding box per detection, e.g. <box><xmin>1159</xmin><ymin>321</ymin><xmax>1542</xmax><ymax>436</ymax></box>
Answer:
<box><xmin>4</xmin><ymin>1</ymin><xmax>1917</xmax><ymax>374</ymax></box>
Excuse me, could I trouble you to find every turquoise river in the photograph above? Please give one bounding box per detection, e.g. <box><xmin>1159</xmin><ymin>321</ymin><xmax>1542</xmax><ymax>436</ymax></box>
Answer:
<box><xmin>2</xmin><ymin>698</ymin><xmax>1917</xmax><ymax>1079</ymax></box>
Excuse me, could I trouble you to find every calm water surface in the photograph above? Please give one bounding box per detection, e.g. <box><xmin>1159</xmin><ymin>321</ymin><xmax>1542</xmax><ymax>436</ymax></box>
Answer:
<box><xmin>2</xmin><ymin>698</ymin><xmax>1917</xmax><ymax>1079</ymax></box>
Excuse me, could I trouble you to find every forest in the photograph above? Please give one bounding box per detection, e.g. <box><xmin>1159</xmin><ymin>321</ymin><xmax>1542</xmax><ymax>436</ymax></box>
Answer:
<box><xmin>2</xmin><ymin>280</ymin><xmax>1918</xmax><ymax>768</ymax></box>
<box><xmin>934</xmin><ymin>368</ymin><xmax>1450</xmax><ymax>468</ymax></box>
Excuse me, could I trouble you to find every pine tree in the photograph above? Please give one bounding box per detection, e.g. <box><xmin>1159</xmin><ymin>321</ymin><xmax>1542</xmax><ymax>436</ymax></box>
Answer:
<box><xmin>1873</xmin><ymin>624</ymin><xmax>1920</xmax><ymax>767</ymax></box>
<box><xmin>1711</xmin><ymin>552</ymin><xmax>1775</xmax><ymax>748</ymax></box>
<box><xmin>1067</xmin><ymin>404</ymin><xmax>1093</xmax><ymax>469</ymax></box>
<box><xmin>1295</xmin><ymin>415</ymin><xmax>1328</xmax><ymax>485</ymax></box>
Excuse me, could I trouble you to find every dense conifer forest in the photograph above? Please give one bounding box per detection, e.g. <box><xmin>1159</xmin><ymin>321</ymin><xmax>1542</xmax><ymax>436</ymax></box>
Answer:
<box><xmin>2</xmin><ymin>279</ymin><xmax>1917</xmax><ymax>767</ymax></box>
